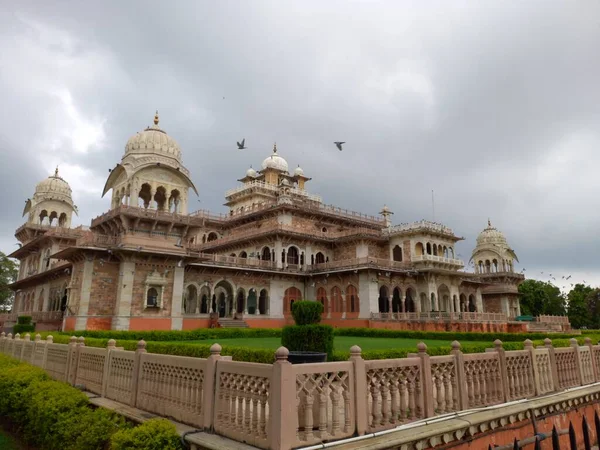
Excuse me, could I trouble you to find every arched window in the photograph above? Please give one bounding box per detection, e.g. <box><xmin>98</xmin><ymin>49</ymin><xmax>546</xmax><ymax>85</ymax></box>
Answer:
<box><xmin>154</xmin><ymin>186</ymin><xmax>167</xmax><ymax>211</ymax></box>
<box><xmin>207</xmin><ymin>232</ymin><xmax>218</xmax><ymax>242</ymax></box>
<box><xmin>261</xmin><ymin>247</ymin><xmax>271</xmax><ymax>261</ymax></box>
<box><xmin>392</xmin><ymin>245</ymin><xmax>403</xmax><ymax>262</ymax></box>
<box><xmin>39</xmin><ymin>209</ymin><xmax>48</xmax><ymax>225</ymax></box>
<box><xmin>138</xmin><ymin>183</ymin><xmax>152</xmax><ymax>209</ymax></box>
<box><xmin>287</xmin><ymin>246</ymin><xmax>299</xmax><ymax>265</ymax></box>
<box><xmin>239</xmin><ymin>251</ymin><xmax>247</xmax><ymax>259</ymax></box>
<box><xmin>468</xmin><ymin>294</ymin><xmax>477</xmax><ymax>312</ymax></box>
<box><xmin>415</xmin><ymin>242</ymin><xmax>424</xmax><ymax>256</ymax></box>
<box><xmin>58</xmin><ymin>213</ymin><xmax>68</xmax><ymax>227</ymax></box>
<box><xmin>184</xmin><ymin>285</ymin><xmax>198</xmax><ymax>314</ymax></box>
<box><xmin>331</xmin><ymin>287</ymin><xmax>342</xmax><ymax>313</ymax></box>
<box><xmin>405</xmin><ymin>288</ymin><xmax>416</xmax><ymax>312</ymax></box>
<box><xmin>392</xmin><ymin>287</ymin><xmax>402</xmax><ymax>312</ymax></box>
<box><xmin>346</xmin><ymin>285</ymin><xmax>359</xmax><ymax>313</ymax></box>
<box><xmin>492</xmin><ymin>259</ymin><xmax>498</xmax><ymax>272</ymax></box>
<box><xmin>485</xmin><ymin>260</ymin><xmax>491</xmax><ymax>273</ymax></box>
<box><xmin>146</xmin><ymin>288</ymin><xmax>159</xmax><ymax>307</ymax></box>
<box><xmin>169</xmin><ymin>189</ymin><xmax>181</xmax><ymax>213</ymax></box>
<box><xmin>317</xmin><ymin>287</ymin><xmax>328</xmax><ymax>312</ymax></box>
<box><xmin>315</xmin><ymin>252</ymin><xmax>325</xmax><ymax>264</ymax></box>
<box><xmin>426</xmin><ymin>243</ymin><xmax>432</xmax><ymax>255</ymax></box>
<box><xmin>283</xmin><ymin>287</ymin><xmax>302</xmax><ymax>314</ymax></box>
<box><xmin>258</xmin><ymin>289</ymin><xmax>268</xmax><ymax>315</ymax></box>
<box><xmin>432</xmin><ymin>244</ymin><xmax>438</xmax><ymax>256</ymax></box>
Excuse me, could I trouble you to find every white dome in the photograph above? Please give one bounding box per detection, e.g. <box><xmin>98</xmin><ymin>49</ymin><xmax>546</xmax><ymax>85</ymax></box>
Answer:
<box><xmin>261</xmin><ymin>143</ymin><xmax>288</xmax><ymax>172</ymax></box>
<box><xmin>124</xmin><ymin>112</ymin><xmax>181</xmax><ymax>162</ymax></box>
<box><xmin>34</xmin><ymin>168</ymin><xmax>75</xmax><ymax>207</ymax></box>
<box><xmin>476</xmin><ymin>220</ymin><xmax>508</xmax><ymax>247</ymax></box>
<box><xmin>294</xmin><ymin>165</ymin><xmax>304</xmax><ymax>176</ymax></box>
<box><xmin>246</xmin><ymin>166</ymin><xmax>257</xmax><ymax>177</ymax></box>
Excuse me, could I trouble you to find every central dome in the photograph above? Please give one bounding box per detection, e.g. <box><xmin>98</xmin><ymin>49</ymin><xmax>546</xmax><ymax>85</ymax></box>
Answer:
<box><xmin>123</xmin><ymin>112</ymin><xmax>182</xmax><ymax>162</ymax></box>
<box><xmin>261</xmin><ymin>143</ymin><xmax>288</xmax><ymax>172</ymax></box>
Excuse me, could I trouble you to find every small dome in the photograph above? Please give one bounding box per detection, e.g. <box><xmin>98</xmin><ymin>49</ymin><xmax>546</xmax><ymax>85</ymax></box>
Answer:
<box><xmin>34</xmin><ymin>167</ymin><xmax>74</xmax><ymax>206</ymax></box>
<box><xmin>294</xmin><ymin>165</ymin><xmax>304</xmax><ymax>176</ymax></box>
<box><xmin>246</xmin><ymin>166</ymin><xmax>257</xmax><ymax>177</ymax></box>
<box><xmin>261</xmin><ymin>143</ymin><xmax>288</xmax><ymax>172</ymax></box>
<box><xmin>280</xmin><ymin>178</ymin><xmax>291</xmax><ymax>186</ymax></box>
<box><xmin>476</xmin><ymin>219</ymin><xmax>508</xmax><ymax>247</ymax></box>
<box><xmin>123</xmin><ymin>112</ymin><xmax>181</xmax><ymax>162</ymax></box>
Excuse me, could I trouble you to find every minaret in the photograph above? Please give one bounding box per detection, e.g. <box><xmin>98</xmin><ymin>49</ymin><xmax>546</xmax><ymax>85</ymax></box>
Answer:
<box><xmin>379</xmin><ymin>204</ymin><xmax>394</xmax><ymax>227</ymax></box>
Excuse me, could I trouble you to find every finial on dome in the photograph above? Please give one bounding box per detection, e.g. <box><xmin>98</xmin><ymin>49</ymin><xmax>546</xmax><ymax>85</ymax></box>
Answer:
<box><xmin>488</xmin><ymin>218</ymin><xmax>491</xmax><ymax>227</ymax></box>
<box><xmin>54</xmin><ymin>166</ymin><xmax>59</xmax><ymax>177</ymax></box>
<box><xmin>273</xmin><ymin>142</ymin><xmax>277</xmax><ymax>153</ymax></box>
<box><xmin>154</xmin><ymin>110</ymin><xmax>159</xmax><ymax>126</ymax></box>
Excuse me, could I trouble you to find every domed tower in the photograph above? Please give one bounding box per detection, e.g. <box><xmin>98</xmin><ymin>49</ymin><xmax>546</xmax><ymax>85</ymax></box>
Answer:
<box><xmin>470</xmin><ymin>220</ymin><xmax>523</xmax><ymax>317</ymax></box>
<box><xmin>22</xmin><ymin>167</ymin><xmax>78</xmax><ymax>227</ymax></box>
<box><xmin>261</xmin><ymin>143</ymin><xmax>289</xmax><ymax>185</ymax></box>
<box><xmin>470</xmin><ymin>219</ymin><xmax>519</xmax><ymax>274</ymax></box>
<box><xmin>102</xmin><ymin>112</ymin><xmax>198</xmax><ymax>214</ymax></box>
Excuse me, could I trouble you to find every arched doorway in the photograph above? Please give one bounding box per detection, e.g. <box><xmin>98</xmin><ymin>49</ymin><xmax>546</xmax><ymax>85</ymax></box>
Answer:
<box><xmin>287</xmin><ymin>247</ymin><xmax>299</xmax><ymax>265</ymax></box>
<box><xmin>184</xmin><ymin>285</ymin><xmax>198</xmax><ymax>314</ymax></box>
<box><xmin>405</xmin><ymin>288</ymin><xmax>415</xmax><ymax>312</ymax></box>
<box><xmin>317</xmin><ymin>287</ymin><xmax>328</xmax><ymax>314</ymax></box>
<box><xmin>258</xmin><ymin>289</ymin><xmax>268</xmax><ymax>315</ymax></box>
<box><xmin>378</xmin><ymin>286</ymin><xmax>389</xmax><ymax>313</ymax></box>
<box><xmin>214</xmin><ymin>280</ymin><xmax>234</xmax><ymax>318</ymax></box>
<box><xmin>468</xmin><ymin>294</ymin><xmax>477</xmax><ymax>312</ymax></box>
<box><xmin>437</xmin><ymin>285</ymin><xmax>450</xmax><ymax>312</ymax></box>
<box><xmin>331</xmin><ymin>287</ymin><xmax>342</xmax><ymax>313</ymax></box>
<box><xmin>283</xmin><ymin>287</ymin><xmax>302</xmax><ymax>314</ymax></box>
<box><xmin>392</xmin><ymin>245</ymin><xmax>403</xmax><ymax>262</ymax></box>
<box><xmin>392</xmin><ymin>287</ymin><xmax>402</xmax><ymax>312</ymax></box>
<box><xmin>315</xmin><ymin>252</ymin><xmax>325</xmax><ymax>264</ymax></box>
<box><xmin>236</xmin><ymin>289</ymin><xmax>245</xmax><ymax>314</ymax></box>
<box><xmin>247</xmin><ymin>289</ymin><xmax>257</xmax><ymax>314</ymax></box>
<box><xmin>420</xmin><ymin>292</ymin><xmax>429</xmax><ymax>312</ymax></box>
<box><xmin>460</xmin><ymin>293</ymin><xmax>467</xmax><ymax>312</ymax></box>
<box><xmin>261</xmin><ymin>247</ymin><xmax>271</xmax><ymax>261</ymax></box>
<box><xmin>346</xmin><ymin>285</ymin><xmax>359</xmax><ymax>313</ymax></box>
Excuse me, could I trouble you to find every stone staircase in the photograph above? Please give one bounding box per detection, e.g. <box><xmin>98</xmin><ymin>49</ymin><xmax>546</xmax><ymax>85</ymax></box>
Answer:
<box><xmin>218</xmin><ymin>318</ymin><xmax>249</xmax><ymax>328</ymax></box>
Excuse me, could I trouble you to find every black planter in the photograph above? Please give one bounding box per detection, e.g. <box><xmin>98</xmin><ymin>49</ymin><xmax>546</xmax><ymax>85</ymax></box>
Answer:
<box><xmin>287</xmin><ymin>351</ymin><xmax>327</xmax><ymax>364</ymax></box>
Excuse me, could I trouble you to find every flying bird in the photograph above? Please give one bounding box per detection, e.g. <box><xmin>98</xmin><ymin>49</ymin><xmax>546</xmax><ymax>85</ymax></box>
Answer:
<box><xmin>236</xmin><ymin>139</ymin><xmax>247</xmax><ymax>149</ymax></box>
<box><xmin>334</xmin><ymin>141</ymin><xmax>345</xmax><ymax>151</ymax></box>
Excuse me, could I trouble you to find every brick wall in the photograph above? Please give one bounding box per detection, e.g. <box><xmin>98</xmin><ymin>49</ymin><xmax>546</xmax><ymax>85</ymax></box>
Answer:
<box><xmin>88</xmin><ymin>260</ymin><xmax>119</xmax><ymax>316</ymax></box>
<box><xmin>333</xmin><ymin>243</ymin><xmax>356</xmax><ymax>261</ymax></box>
<box><xmin>130</xmin><ymin>263</ymin><xmax>176</xmax><ymax>317</ymax></box>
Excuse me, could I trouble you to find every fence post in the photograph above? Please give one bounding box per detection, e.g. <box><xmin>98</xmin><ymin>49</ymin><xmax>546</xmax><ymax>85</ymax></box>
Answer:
<box><xmin>72</xmin><ymin>336</ymin><xmax>85</xmax><ymax>385</ymax></box>
<box><xmin>33</xmin><ymin>334</ymin><xmax>41</xmax><ymax>366</ymax></box>
<box><xmin>586</xmin><ymin>338</ymin><xmax>599</xmax><ymax>382</ymax></box>
<box><xmin>545</xmin><ymin>338</ymin><xmax>560</xmax><ymax>392</ymax></box>
<box><xmin>451</xmin><ymin>341</ymin><xmax>469</xmax><ymax>410</ymax></box>
<box><xmin>350</xmin><ymin>345</ymin><xmax>367</xmax><ymax>435</ymax></box>
<box><xmin>21</xmin><ymin>333</ymin><xmax>31</xmax><ymax>361</ymax></box>
<box><xmin>570</xmin><ymin>338</ymin><xmax>583</xmax><ymax>386</ymax></box>
<box><xmin>202</xmin><ymin>343</ymin><xmax>223</xmax><ymax>431</ymax></box>
<box><xmin>0</xmin><ymin>332</ymin><xmax>5</xmax><ymax>353</ymax></box>
<box><xmin>494</xmin><ymin>340</ymin><xmax>509</xmax><ymax>403</ymax></box>
<box><xmin>416</xmin><ymin>342</ymin><xmax>434</xmax><ymax>418</ymax></box>
<box><xmin>42</xmin><ymin>335</ymin><xmax>52</xmax><ymax>369</ymax></box>
<box><xmin>269</xmin><ymin>347</ymin><xmax>296</xmax><ymax>450</ymax></box>
<box><xmin>131</xmin><ymin>340</ymin><xmax>146</xmax><ymax>407</ymax></box>
<box><xmin>101</xmin><ymin>339</ymin><xmax>116</xmax><ymax>398</ymax></box>
<box><xmin>523</xmin><ymin>339</ymin><xmax>540</xmax><ymax>396</ymax></box>
<box><xmin>65</xmin><ymin>336</ymin><xmax>77</xmax><ymax>385</ymax></box>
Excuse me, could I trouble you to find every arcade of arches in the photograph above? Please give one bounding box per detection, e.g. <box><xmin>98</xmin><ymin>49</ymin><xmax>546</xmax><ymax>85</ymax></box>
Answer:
<box><xmin>377</xmin><ymin>285</ymin><xmax>478</xmax><ymax>313</ymax></box>
<box><xmin>183</xmin><ymin>281</ymin><xmax>269</xmax><ymax>318</ymax></box>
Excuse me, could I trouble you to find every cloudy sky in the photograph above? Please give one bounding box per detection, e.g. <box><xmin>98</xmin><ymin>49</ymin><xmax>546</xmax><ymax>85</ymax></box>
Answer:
<box><xmin>1</xmin><ymin>1</ymin><xmax>599</xmax><ymax>289</ymax></box>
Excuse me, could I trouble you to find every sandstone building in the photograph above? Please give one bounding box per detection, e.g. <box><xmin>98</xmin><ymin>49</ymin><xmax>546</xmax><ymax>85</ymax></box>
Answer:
<box><xmin>6</xmin><ymin>113</ymin><xmax>540</xmax><ymax>332</ymax></box>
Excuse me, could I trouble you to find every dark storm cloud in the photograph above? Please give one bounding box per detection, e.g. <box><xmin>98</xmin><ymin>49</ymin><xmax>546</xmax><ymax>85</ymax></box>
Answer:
<box><xmin>1</xmin><ymin>1</ymin><xmax>599</xmax><ymax>286</ymax></box>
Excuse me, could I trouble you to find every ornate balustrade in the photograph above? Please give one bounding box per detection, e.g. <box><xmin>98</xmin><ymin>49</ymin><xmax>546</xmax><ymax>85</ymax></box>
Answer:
<box><xmin>2</xmin><ymin>333</ymin><xmax>599</xmax><ymax>450</ymax></box>
<box><xmin>537</xmin><ymin>315</ymin><xmax>570</xmax><ymax>324</ymax></box>
<box><xmin>370</xmin><ymin>311</ymin><xmax>508</xmax><ymax>323</ymax></box>
<box><xmin>412</xmin><ymin>254</ymin><xmax>465</xmax><ymax>266</ymax></box>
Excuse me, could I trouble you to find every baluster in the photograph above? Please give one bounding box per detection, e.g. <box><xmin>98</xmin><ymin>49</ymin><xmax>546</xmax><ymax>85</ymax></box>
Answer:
<box><xmin>467</xmin><ymin>370</ymin><xmax>474</xmax><ymax>407</ymax></box>
<box><xmin>381</xmin><ymin>380</ymin><xmax>390</xmax><ymax>424</ymax></box>
<box><xmin>331</xmin><ymin>388</ymin><xmax>341</xmax><ymax>435</ymax></box>
<box><xmin>343</xmin><ymin>390</ymin><xmax>351</xmax><ymax>433</ymax></box>
<box><xmin>480</xmin><ymin>367</ymin><xmax>487</xmax><ymax>405</ymax></box>
<box><xmin>435</xmin><ymin>375</ymin><xmax>444</xmax><ymax>413</ymax></box>
<box><xmin>304</xmin><ymin>393</ymin><xmax>314</xmax><ymax>440</ymax></box>
<box><xmin>415</xmin><ymin>376</ymin><xmax>422</xmax><ymax>418</ymax></box>
<box><xmin>223</xmin><ymin>389</ymin><xmax>231</xmax><ymax>426</ymax></box>
<box><xmin>371</xmin><ymin>384</ymin><xmax>381</xmax><ymax>426</ymax></box>
<box><xmin>236</xmin><ymin>388</ymin><xmax>244</xmax><ymax>427</ymax></box>
<box><xmin>259</xmin><ymin>396</ymin><xmax>267</xmax><ymax>437</ymax></box>
<box><xmin>318</xmin><ymin>392</ymin><xmax>327</xmax><ymax>438</ymax></box>
<box><xmin>390</xmin><ymin>381</ymin><xmax>399</xmax><ymax>424</ymax></box>
<box><xmin>444</xmin><ymin>372</ymin><xmax>452</xmax><ymax>412</ymax></box>
<box><xmin>244</xmin><ymin>395</ymin><xmax>251</xmax><ymax>433</ymax></box>
<box><xmin>507</xmin><ymin>364</ymin><xmax>515</xmax><ymax>399</ymax></box>
<box><xmin>407</xmin><ymin>379</ymin><xmax>416</xmax><ymax>419</ymax></box>
<box><xmin>399</xmin><ymin>379</ymin><xmax>407</xmax><ymax>420</ymax></box>
<box><xmin>251</xmin><ymin>394</ymin><xmax>259</xmax><ymax>434</ymax></box>
<box><xmin>451</xmin><ymin>369</ymin><xmax>459</xmax><ymax>411</ymax></box>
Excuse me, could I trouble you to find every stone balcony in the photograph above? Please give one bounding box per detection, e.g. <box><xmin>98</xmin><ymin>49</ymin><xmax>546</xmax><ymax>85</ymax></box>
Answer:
<box><xmin>411</xmin><ymin>254</ymin><xmax>465</xmax><ymax>269</ymax></box>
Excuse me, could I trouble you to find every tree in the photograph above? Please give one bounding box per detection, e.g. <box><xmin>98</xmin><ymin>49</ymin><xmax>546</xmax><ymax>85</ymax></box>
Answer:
<box><xmin>567</xmin><ymin>283</ymin><xmax>594</xmax><ymax>329</ymax></box>
<box><xmin>518</xmin><ymin>279</ymin><xmax>566</xmax><ymax>317</ymax></box>
<box><xmin>0</xmin><ymin>252</ymin><xmax>18</xmax><ymax>312</ymax></box>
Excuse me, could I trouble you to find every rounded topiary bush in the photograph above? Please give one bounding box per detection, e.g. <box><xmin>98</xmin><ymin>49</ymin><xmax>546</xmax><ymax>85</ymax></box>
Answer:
<box><xmin>291</xmin><ymin>300</ymin><xmax>323</xmax><ymax>325</ymax></box>
<box><xmin>110</xmin><ymin>418</ymin><xmax>184</xmax><ymax>450</ymax></box>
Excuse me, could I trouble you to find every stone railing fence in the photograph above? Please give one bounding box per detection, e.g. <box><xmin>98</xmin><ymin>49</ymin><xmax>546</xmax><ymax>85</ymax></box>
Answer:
<box><xmin>1</xmin><ymin>333</ymin><xmax>599</xmax><ymax>450</ymax></box>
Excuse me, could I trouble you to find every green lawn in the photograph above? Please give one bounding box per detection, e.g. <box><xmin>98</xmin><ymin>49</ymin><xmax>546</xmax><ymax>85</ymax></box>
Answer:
<box><xmin>184</xmin><ymin>337</ymin><xmax>492</xmax><ymax>352</ymax></box>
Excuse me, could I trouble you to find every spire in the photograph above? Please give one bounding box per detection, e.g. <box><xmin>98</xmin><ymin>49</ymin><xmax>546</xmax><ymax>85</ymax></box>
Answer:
<box><xmin>488</xmin><ymin>218</ymin><xmax>492</xmax><ymax>228</ymax></box>
<box><xmin>273</xmin><ymin>142</ymin><xmax>277</xmax><ymax>154</ymax></box>
<box><xmin>54</xmin><ymin>166</ymin><xmax>59</xmax><ymax>177</ymax></box>
<box><xmin>154</xmin><ymin>110</ymin><xmax>159</xmax><ymax>126</ymax></box>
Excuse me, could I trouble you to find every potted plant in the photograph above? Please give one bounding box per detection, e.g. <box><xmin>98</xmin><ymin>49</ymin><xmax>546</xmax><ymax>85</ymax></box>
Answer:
<box><xmin>281</xmin><ymin>300</ymin><xmax>333</xmax><ymax>364</ymax></box>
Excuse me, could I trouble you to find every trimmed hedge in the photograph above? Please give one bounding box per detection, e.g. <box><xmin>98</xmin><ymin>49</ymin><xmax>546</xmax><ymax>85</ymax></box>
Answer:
<box><xmin>0</xmin><ymin>354</ymin><xmax>183</xmax><ymax>450</ymax></box>
<box><xmin>291</xmin><ymin>300</ymin><xmax>323</xmax><ymax>325</ymax></box>
<box><xmin>282</xmin><ymin>324</ymin><xmax>335</xmax><ymax>360</ymax></box>
<box><xmin>13</xmin><ymin>316</ymin><xmax>35</xmax><ymax>334</ymax></box>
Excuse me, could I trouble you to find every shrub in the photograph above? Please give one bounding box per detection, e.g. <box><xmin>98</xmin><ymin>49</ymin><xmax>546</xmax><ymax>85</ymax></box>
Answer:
<box><xmin>13</xmin><ymin>323</ymin><xmax>35</xmax><ymax>334</ymax></box>
<box><xmin>291</xmin><ymin>300</ymin><xmax>323</xmax><ymax>325</ymax></box>
<box><xmin>16</xmin><ymin>316</ymin><xmax>32</xmax><ymax>325</ymax></box>
<box><xmin>282</xmin><ymin>324</ymin><xmax>334</xmax><ymax>360</ymax></box>
<box><xmin>110</xmin><ymin>418</ymin><xmax>184</xmax><ymax>450</ymax></box>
